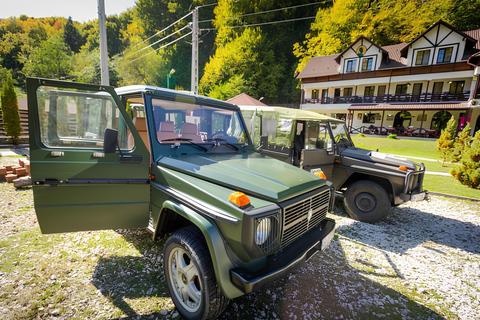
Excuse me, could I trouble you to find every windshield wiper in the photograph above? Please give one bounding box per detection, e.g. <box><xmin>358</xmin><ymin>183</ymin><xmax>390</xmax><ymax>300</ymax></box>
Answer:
<box><xmin>162</xmin><ymin>138</ymin><xmax>208</xmax><ymax>152</ymax></box>
<box><xmin>204</xmin><ymin>138</ymin><xmax>239</xmax><ymax>151</ymax></box>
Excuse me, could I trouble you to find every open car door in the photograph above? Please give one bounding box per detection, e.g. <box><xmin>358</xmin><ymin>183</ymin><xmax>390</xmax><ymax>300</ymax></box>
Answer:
<box><xmin>300</xmin><ymin>122</ymin><xmax>335</xmax><ymax>179</ymax></box>
<box><xmin>27</xmin><ymin>78</ymin><xmax>150</xmax><ymax>233</ymax></box>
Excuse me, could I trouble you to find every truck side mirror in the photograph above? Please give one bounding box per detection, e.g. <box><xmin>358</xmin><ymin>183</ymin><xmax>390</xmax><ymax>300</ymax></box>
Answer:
<box><xmin>103</xmin><ymin>128</ymin><xmax>118</xmax><ymax>153</ymax></box>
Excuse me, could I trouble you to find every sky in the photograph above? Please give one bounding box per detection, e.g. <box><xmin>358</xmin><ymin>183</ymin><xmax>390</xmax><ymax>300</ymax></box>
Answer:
<box><xmin>0</xmin><ymin>0</ymin><xmax>137</xmax><ymax>22</ymax></box>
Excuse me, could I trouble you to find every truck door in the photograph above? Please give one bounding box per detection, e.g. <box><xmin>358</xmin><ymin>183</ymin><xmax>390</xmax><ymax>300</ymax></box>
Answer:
<box><xmin>300</xmin><ymin>122</ymin><xmax>335</xmax><ymax>180</ymax></box>
<box><xmin>27</xmin><ymin>78</ymin><xmax>150</xmax><ymax>233</ymax></box>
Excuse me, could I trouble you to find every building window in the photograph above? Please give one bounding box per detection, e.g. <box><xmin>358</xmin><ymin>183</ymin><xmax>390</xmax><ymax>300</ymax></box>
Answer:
<box><xmin>362</xmin><ymin>113</ymin><xmax>376</xmax><ymax>124</ymax></box>
<box><xmin>361</xmin><ymin>58</ymin><xmax>373</xmax><ymax>71</ymax></box>
<box><xmin>437</xmin><ymin>47</ymin><xmax>453</xmax><ymax>63</ymax></box>
<box><xmin>311</xmin><ymin>89</ymin><xmax>319</xmax><ymax>99</ymax></box>
<box><xmin>346</xmin><ymin>60</ymin><xmax>357</xmax><ymax>72</ymax></box>
<box><xmin>449</xmin><ymin>81</ymin><xmax>465</xmax><ymax>94</ymax></box>
<box><xmin>364</xmin><ymin>86</ymin><xmax>375</xmax><ymax>96</ymax></box>
<box><xmin>415</xmin><ymin>50</ymin><xmax>430</xmax><ymax>66</ymax></box>
<box><xmin>433</xmin><ymin>82</ymin><xmax>443</xmax><ymax>93</ymax></box>
<box><xmin>377</xmin><ymin>85</ymin><xmax>386</xmax><ymax>96</ymax></box>
<box><xmin>343</xmin><ymin>88</ymin><xmax>353</xmax><ymax>97</ymax></box>
<box><xmin>395</xmin><ymin>84</ymin><xmax>408</xmax><ymax>95</ymax></box>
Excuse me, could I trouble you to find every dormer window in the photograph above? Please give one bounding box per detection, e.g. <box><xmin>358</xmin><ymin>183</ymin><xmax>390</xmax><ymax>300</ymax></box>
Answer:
<box><xmin>361</xmin><ymin>58</ymin><xmax>373</xmax><ymax>71</ymax></box>
<box><xmin>415</xmin><ymin>50</ymin><xmax>431</xmax><ymax>66</ymax></box>
<box><xmin>346</xmin><ymin>59</ymin><xmax>357</xmax><ymax>73</ymax></box>
<box><xmin>437</xmin><ymin>47</ymin><xmax>453</xmax><ymax>63</ymax></box>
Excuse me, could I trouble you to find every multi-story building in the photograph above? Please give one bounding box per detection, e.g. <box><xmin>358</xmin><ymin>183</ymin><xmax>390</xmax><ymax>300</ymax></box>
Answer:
<box><xmin>297</xmin><ymin>20</ymin><xmax>480</xmax><ymax>136</ymax></box>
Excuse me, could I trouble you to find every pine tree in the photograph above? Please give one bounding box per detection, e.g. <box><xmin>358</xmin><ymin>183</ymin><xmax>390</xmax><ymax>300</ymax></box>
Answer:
<box><xmin>450</xmin><ymin>130</ymin><xmax>480</xmax><ymax>189</ymax></box>
<box><xmin>436</xmin><ymin>117</ymin><xmax>456</xmax><ymax>166</ymax></box>
<box><xmin>1</xmin><ymin>73</ymin><xmax>22</xmax><ymax>145</ymax></box>
<box><xmin>450</xmin><ymin>122</ymin><xmax>472</xmax><ymax>163</ymax></box>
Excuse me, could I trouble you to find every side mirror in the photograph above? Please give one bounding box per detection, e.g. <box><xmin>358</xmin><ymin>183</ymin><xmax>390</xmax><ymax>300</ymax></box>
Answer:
<box><xmin>103</xmin><ymin>128</ymin><xmax>118</xmax><ymax>153</ymax></box>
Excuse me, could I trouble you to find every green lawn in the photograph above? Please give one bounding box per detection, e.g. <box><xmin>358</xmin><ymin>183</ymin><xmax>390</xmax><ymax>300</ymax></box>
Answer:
<box><xmin>351</xmin><ymin>135</ymin><xmax>480</xmax><ymax>200</ymax></box>
<box><xmin>352</xmin><ymin>136</ymin><xmax>441</xmax><ymax>159</ymax></box>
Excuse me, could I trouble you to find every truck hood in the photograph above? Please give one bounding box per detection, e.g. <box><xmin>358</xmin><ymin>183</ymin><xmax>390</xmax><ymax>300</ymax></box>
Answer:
<box><xmin>341</xmin><ymin>147</ymin><xmax>418</xmax><ymax>170</ymax></box>
<box><xmin>157</xmin><ymin>152</ymin><xmax>325</xmax><ymax>202</ymax></box>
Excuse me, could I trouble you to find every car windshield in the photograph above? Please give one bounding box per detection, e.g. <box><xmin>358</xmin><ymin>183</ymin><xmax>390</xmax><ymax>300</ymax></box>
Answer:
<box><xmin>329</xmin><ymin>122</ymin><xmax>354</xmax><ymax>148</ymax></box>
<box><xmin>149</xmin><ymin>97</ymin><xmax>249</xmax><ymax>150</ymax></box>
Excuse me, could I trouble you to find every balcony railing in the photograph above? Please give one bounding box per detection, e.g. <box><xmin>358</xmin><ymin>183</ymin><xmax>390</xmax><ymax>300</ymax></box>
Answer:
<box><xmin>303</xmin><ymin>91</ymin><xmax>470</xmax><ymax>105</ymax></box>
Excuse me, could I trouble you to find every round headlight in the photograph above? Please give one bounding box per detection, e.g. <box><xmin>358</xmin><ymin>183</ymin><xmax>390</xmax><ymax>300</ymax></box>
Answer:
<box><xmin>255</xmin><ymin>218</ymin><xmax>271</xmax><ymax>245</ymax></box>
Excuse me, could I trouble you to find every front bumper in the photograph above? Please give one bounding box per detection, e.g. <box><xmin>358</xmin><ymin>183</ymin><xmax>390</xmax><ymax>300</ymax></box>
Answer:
<box><xmin>230</xmin><ymin>218</ymin><xmax>335</xmax><ymax>294</ymax></box>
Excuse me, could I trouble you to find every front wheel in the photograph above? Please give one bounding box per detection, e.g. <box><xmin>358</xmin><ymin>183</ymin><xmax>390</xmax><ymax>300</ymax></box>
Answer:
<box><xmin>343</xmin><ymin>180</ymin><xmax>391</xmax><ymax>223</ymax></box>
<box><xmin>164</xmin><ymin>227</ymin><xmax>230</xmax><ymax>320</ymax></box>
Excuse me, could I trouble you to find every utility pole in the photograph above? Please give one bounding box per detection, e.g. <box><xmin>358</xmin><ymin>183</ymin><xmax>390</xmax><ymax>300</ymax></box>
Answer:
<box><xmin>191</xmin><ymin>7</ymin><xmax>198</xmax><ymax>95</ymax></box>
<box><xmin>98</xmin><ymin>0</ymin><xmax>109</xmax><ymax>86</ymax></box>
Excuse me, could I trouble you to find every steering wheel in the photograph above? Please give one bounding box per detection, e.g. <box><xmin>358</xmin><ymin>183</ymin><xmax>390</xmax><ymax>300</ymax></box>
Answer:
<box><xmin>211</xmin><ymin>131</ymin><xmax>227</xmax><ymax>139</ymax></box>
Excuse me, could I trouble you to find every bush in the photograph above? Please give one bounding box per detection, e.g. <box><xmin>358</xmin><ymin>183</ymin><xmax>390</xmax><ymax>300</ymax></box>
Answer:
<box><xmin>437</xmin><ymin>117</ymin><xmax>456</xmax><ymax>165</ymax></box>
<box><xmin>1</xmin><ymin>73</ymin><xmax>22</xmax><ymax>145</ymax></box>
<box><xmin>450</xmin><ymin>123</ymin><xmax>472</xmax><ymax>163</ymax></box>
<box><xmin>387</xmin><ymin>134</ymin><xmax>397</xmax><ymax>139</ymax></box>
<box><xmin>450</xmin><ymin>130</ymin><xmax>480</xmax><ymax>189</ymax></box>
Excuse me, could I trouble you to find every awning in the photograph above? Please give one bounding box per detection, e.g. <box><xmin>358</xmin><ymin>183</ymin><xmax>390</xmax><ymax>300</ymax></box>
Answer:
<box><xmin>348</xmin><ymin>103</ymin><xmax>469</xmax><ymax>111</ymax></box>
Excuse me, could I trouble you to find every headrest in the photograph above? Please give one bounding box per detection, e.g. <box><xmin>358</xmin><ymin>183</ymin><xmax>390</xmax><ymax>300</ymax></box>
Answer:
<box><xmin>181</xmin><ymin>123</ymin><xmax>198</xmax><ymax>135</ymax></box>
<box><xmin>160</xmin><ymin>121</ymin><xmax>175</xmax><ymax>132</ymax></box>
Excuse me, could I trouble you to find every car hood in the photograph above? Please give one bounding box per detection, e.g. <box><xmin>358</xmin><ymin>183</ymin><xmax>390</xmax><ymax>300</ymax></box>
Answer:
<box><xmin>341</xmin><ymin>147</ymin><xmax>418</xmax><ymax>170</ymax></box>
<box><xmin>157</xmin><ymin>152</ymin><xmax>325</xmax><ymax>202</ymax></box>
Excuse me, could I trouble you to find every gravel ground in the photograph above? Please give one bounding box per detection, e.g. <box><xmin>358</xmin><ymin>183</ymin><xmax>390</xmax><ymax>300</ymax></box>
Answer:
<box><xmin>1</xmin><ymin>156</ymin><xmax>479</xmax><ymax>320</ymax></box>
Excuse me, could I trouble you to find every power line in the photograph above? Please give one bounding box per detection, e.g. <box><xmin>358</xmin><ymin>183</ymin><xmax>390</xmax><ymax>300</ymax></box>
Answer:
<box><xmin>201</xmin><ymin>15</ymin><xmax>317</xmax><ymax>31</ymax></box>
<box><xmin>133</xmin><ymin>11</ymin><xmax>193</xmax><ymax>48</ymax></box>
<box><xmin>128</xmin><ymin>24</ymin><xmax>190</xmax><ymax>56</ymax></box>
<box><xmin>128</xmin><ymin>31</ymin><xmax>193</xmax><ymax>64</ymax></box>
<box><xmin>198</xmin><ymin>1</ymin><xmax>324</xmax><ymax>24</ymax></box>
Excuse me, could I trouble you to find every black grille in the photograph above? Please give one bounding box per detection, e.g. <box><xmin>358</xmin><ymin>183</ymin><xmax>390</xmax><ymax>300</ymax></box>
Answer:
<box><xmin>281</xmin><ymin>188</ymin><xmax>330</xmax><ymax>249</ymax></box>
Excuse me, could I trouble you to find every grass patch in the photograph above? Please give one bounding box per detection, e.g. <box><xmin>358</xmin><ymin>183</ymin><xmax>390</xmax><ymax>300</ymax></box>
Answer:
<box><xmin>424</xmin><ymin>175</ymin><xmax>480</xmax><ymax>199</ymax></box>
<box><xmin>352</xmin><ymin>136</ymin><xmax>441</xmax><ymax>159</ymax></box>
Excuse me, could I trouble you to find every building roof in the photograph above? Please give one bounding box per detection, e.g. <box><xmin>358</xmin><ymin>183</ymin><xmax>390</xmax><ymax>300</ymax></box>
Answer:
<box><xmin>334</xmin><ymin>36</ymin><xmax>388</xmax><ymax>63</ymax></box>
<box><xmin>226</xmin><ymin>93</ymin><xmax>268</xmax><ymax>106</ymax></box>
<box><xmin>297</xmin><ymin>55</ymin><xmax>339</xmax><ymax>79</ymax></box>
<box><xmin>379</xmin><ymin>43</ymin><xmax>408</xmax><ymax>68</ymax></box>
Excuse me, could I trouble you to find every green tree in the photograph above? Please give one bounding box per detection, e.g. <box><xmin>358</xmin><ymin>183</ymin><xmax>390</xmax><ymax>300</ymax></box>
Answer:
<box><xmin>436</xmin><ymin>117</ymin><xmax>457</xmax><ymax>166</ymax></box>
<box><xmin>450</xmin><ymin>122</ymin><xmax>472</xmax><ymax>163</ymax></box>
<box><xmin>450</xmin><ymin>130</ymin><xmax>480</xmax><ymax>189</ymax></box>
<box><xmin>63</xmin><ymin>16</ymin><xmax>85</xmax><ymax>53</ymax></box>
<box><xmin>22</xmin><ymin>35</ymin><xmax>73</xmax><ymax>79</ymax></box>
<box><xmin>1</xmin><ymin>72</ymin><xmax>21</xmax><ymax>144</ymax></box>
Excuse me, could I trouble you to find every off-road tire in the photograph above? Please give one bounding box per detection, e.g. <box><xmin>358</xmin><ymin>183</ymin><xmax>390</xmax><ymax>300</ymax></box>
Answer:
<box><xmin>164</xmin><ymin>227</ymin><xmax>230</xmax><ymax>320</ymax></box>
<box><xmin>343</xmin><ymin>180</ymin><xmax>391</xmax><ymax>223</ymax></box>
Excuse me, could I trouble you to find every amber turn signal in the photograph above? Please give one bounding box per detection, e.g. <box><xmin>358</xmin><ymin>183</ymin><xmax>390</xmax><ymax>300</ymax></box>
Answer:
<box><xmin>229</xmin><ymin>191</ymin><xmax>251</xmax><ymax>207</ymax></box>
<box><xmin>398</xmin><ymin>165</ymin><xmax>408</xmax><ymax>171</ymax></box>
<box><xmin>313</xmin><ymin>170</ymin><xmax>327</xmax><ymax>179</ymax></box>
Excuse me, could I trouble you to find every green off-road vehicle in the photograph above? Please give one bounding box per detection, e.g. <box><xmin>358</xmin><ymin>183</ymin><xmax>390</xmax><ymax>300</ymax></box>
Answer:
<box><xmin>26</xmin><ymin>78</ymin><xmax>336</xmax><ymax>319</ymax></box>
<box><xmin>240</xmin><ymin>106</ymin><xmax>426</xmax><ymax>223</ymax></box>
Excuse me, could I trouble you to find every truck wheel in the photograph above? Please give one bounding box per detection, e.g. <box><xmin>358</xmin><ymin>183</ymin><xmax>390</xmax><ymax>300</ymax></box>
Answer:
<box><xmin>343</xmin><ymin>181</ymin><xmax>391</xmax><ymax>223</ymax></box>
<box><xmin>164</xmin><ymin>227</ymin><xmax>230</xmax><ymax>320</ymax></box>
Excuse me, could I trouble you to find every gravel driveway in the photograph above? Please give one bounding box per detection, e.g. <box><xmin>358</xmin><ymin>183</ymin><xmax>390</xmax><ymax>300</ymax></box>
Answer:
<box><xmin>1</xmin><ymin>157</ymin><xmax>479</xmax><ymax>319</ymax></box>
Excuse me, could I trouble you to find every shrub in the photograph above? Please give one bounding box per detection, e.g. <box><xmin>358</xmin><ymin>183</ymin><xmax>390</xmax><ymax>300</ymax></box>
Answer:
<box><xmin>450</xmin><ymin>130</ymin><xmax>480</xmax><ymax>189</ymax></box>
<box><xmin>1</xmin><ymin>73</ymin><xmax>22</xmax><ymax>145</ymax></box>
<box><xmin>437</xmin><ymin>117</ymin><xmax>456</xmax><ymax>165</ymax></box>
<box><xmin>387</xmin><ymin>134</ymin><xmax>397</xmax><ymax>139</ymax></box>
<box><xmin>450</xmin><ymin>122</ymin><xmax>472</xmax><ymax>163</ymax></box>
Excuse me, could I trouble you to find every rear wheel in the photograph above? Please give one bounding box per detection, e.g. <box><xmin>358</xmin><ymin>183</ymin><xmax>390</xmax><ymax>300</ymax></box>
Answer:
<box><xmin>164</xmin><ymin>227</ymin><xmax>230</xmax><ymax>320</ymax></box>
<box><xmin>343</xmin><ymin>180</ymin><xmax>391</xmax><ymax>223</ymax></box>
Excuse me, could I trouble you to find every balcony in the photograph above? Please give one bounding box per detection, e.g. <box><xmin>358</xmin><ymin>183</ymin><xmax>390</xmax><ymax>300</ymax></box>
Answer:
<box><xmin>303</xmin><ymin>91</ymin><xmax>470</xmax><ymax>105</ymax></box>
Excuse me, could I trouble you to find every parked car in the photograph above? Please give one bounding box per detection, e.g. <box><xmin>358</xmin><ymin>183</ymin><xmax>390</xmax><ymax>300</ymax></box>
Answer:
<box><xmin>408</xmin><ymin>127</ymin><xmax>439</xmax><ymax>138</ymax></box>
<box><xmin>26</xmin><ymin>78</ymin><xmax>336</xmax><ymax>320</ymax></box>
<box><xmin>240</xmin><ymin>106</ymin><xmax>426</xmax><ymax>223</ymax></box>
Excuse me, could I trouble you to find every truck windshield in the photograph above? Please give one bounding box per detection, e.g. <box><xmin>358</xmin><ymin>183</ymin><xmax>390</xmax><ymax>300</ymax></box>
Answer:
<box><xmin>150</xmin><ymin>97</ymin><xmax>249</xmax><ymax>149</ymax></box>
<box><xmin>330</xmin><ymin>122</ymin><xmax>354</xmax><ymax>148</ymax></box>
